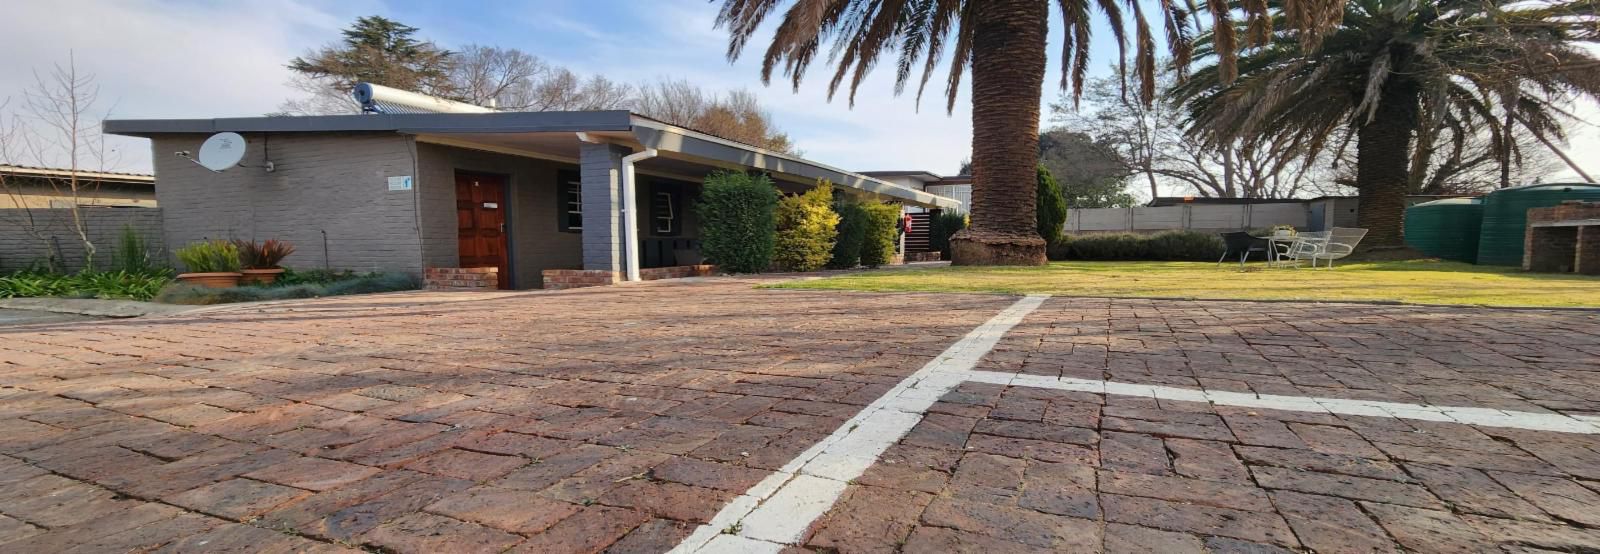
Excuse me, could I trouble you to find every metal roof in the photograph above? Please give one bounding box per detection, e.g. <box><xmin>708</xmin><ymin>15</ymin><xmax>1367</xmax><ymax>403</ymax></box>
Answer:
<box><xmin>0</xmin><ymin>164</ymin><xmax>154</xmax><ymax>184</ymax></box>
<box><xmin>103</xmin><ymin>111</ymin><xmax>961</xmax><ymax>210</ymax></box>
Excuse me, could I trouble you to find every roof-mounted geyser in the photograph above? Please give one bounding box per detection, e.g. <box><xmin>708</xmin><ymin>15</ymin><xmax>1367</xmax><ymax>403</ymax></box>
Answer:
<box><xmin>353</xmin><ymin>83</ymin><xmax>495</xmax><ymax>115</ymax></box>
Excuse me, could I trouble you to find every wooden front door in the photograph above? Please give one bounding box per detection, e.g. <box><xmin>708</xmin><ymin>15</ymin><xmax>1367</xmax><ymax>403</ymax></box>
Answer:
<box><xmin>456</xmin><ymin>172</ymin><xmax>510</xmax><ymax>289</ymax></box>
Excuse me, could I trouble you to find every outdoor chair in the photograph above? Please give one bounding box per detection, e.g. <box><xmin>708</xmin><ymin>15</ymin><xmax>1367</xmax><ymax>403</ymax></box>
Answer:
<box><xmin>1218</xmin><ymin>231</ymin><xmax>1269</xmax><ymax>268</ymax></box>
<box><xmin>1282</xmin><ymin>231</ymin><xmax>1331</xmax><ymax>268</ymax></box>
<box><xmin>1312</xmin><ymin>227</ymin><xmax>1368</xmax><ymax>268</ymax></box>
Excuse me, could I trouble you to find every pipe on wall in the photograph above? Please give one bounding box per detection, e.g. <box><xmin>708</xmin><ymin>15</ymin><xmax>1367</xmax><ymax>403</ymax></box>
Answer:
<box><xmin>621</xmin><ymin>149</ymin><xmax>659</xmax><ymax>282</ymax></box>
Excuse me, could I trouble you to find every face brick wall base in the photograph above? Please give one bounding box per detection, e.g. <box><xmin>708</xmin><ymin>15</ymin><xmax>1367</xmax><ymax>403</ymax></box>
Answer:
<box><xmin>1525</xmin><ymin>201</ymin><xmax>1600</xmax><ymax>275</ymax></box>
<box><xmin>424</xmin><ymin>267</ymin><xmax>500</xmax><ymax>291</ymax></box>
<box><xmin>542</xmin><ymin>265</ymin><xmax>715</xmax><ymax>290</ymax></box>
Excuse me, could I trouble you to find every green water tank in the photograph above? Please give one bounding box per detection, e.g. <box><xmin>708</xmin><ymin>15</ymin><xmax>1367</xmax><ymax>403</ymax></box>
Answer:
<box><xmin>1476</xmin><ymin>182</ymin><xmax>1600</xmax><ymax>266</ymax></box>
<box><xmin>1404</xmin><ymin>197</ymin><xmax>1483</xmax><ymax>263</ymax></box>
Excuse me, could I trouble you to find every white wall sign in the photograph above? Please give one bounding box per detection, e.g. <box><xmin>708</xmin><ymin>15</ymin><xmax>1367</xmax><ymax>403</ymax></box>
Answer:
<box><xmin>388</xmin><ymin>176</ymin><xmax>414</xmax><ymax>191</ymax></box>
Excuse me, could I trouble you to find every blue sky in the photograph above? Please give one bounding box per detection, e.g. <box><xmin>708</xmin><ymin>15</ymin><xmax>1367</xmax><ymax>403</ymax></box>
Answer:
<box><xmin>1</xmin><ymin>0</ymin><xmax>1594</xmax><ymax>186</ymax></box>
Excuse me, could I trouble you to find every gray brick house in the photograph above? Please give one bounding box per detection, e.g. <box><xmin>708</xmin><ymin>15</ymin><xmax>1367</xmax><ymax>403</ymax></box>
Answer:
<box><xmin>105</xmin><ymin>112</ymin><xmax>959</xmax><ymax>289</ymax></box>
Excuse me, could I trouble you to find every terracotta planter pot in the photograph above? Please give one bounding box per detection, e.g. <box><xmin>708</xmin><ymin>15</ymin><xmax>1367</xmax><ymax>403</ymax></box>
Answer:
<box><xmin>176</xmin><ymin>272</ymin><xmax>242</xmax><ymax>288</ymax></box>
<box><xmin>239</xmin><ymin>268</ymin><xmax>285</xmax><ymax>285</ymax></box>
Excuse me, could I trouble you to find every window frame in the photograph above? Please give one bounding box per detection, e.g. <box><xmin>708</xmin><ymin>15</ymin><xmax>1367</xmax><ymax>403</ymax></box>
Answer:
<box><xmin>558</xmin><ymin>169</ymin><xmax>582</xmax><ymax>233</ymax></box>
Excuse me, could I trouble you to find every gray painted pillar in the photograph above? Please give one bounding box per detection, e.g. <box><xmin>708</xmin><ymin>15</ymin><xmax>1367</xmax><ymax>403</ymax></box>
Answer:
<box><xmin>579</xmin><ymin>142</ymin><xmax>631</xmax><ymax>272</ymax></box>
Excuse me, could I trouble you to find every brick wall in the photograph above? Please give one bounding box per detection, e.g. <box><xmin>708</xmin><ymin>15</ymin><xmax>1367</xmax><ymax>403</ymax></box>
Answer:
<box><xmin>150</xmin><ymin>133</ymin><xmax>423</xmax><ymax>275</ymax></box>
<box><xmin>1524</xmin><ymin>201</ymin><xmax>1600</xmax><ymax>274</ymax></box>
<box><xmin>424</xmin><ymin>267</ymin><xmax>499</xmax><ymax>291</ymax></box>
<box><xmin>0</xmin><ymin>207</ymin><xmax>163</xmax><ymax>272</ymax></box>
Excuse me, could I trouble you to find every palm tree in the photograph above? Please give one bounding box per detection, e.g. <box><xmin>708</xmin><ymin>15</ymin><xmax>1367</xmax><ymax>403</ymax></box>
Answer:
<box><xmin>1172</xmin><ymin>0</ymin><xmax>1600</xmax><ymax>247</ymax></box>
<box><xmin>713</xmin><ymin>0</ymin><xmax>1346</xmax><ymax>265</ymax></box>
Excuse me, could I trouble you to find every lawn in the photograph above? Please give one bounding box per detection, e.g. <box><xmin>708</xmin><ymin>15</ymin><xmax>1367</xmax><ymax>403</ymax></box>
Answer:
<box><xmin>772</xmin><ymin>260</ymin><xmax>1600</xmax><ymax>308</ymax></box>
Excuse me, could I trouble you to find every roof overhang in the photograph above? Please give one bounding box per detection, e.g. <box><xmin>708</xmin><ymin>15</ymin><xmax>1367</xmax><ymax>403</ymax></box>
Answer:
<box><xmin>103</xmin><ymin>111</ymin><xmax>959</xmax><ymax>210</ymax></box>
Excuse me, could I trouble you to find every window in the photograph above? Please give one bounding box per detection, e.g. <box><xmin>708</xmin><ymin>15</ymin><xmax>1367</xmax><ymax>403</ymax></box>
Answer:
<box><xmin>558</xmin><ymin>170</ymin><xmax>582</xmax><ymax>232</ymax></box>
<box><xmin>650</xmin><ymin>181</ymin><xmax>683</xmax><ymax>236</ymax></box>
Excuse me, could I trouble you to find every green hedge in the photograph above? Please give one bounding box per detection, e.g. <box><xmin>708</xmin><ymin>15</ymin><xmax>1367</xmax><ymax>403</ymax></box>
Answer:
<box><xmin>930</xmin><ymin>211</ymin><xmax>967</xmax><ymax>261</ymax></box>
<box><xmin>697</xmin><ymin>171</ymin><xmax>778</xmax><ymax>273</ymax></box>
<box><xmin>774</xmin><ymin>181</ymin><xmax>840</xmax><ymax>272</ymax></box>
<box><xmin>828</xmin><ymin>198</ymin><xmax>869</xmax><ymax>269</ymax></box>
<box><xmin>1049</xmin><ymin>231</ymin><xmax>1226</xmax><ymax>261</ymax></box>
<box><xmin>859</xmin><ymin>202</ymin><xmax>901</xmax><ymax>268</ymax></box>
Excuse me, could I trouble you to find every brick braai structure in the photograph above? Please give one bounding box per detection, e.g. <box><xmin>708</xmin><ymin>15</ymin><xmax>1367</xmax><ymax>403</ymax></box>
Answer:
<box><xmin>1524</xmin><ymin>201</ymin><xmax>1600</xmax><ymax>275</ymax></box>
<box><xmin>424</xmin><ymin>267</ymin><xmax>500</xmax><ymax>291</ymax></box>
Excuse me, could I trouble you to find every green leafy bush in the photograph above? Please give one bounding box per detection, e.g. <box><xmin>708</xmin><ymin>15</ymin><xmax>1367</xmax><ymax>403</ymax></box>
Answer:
<box><xmin>1036</xmin><ymin>165</ymin><xmax>1068</xmax><ymax>246</ymax></box>
<box><xmin>1051</xmin><ymin>231</ymin><xmax>1225</xmax><ymax>261</ymax></box>
<box><xmin>859</xmin><ymin>202</ymin><xmax>901</xmax><ymax>268</ymax></box>
<box><xmin>774</xmin><ymin>180</ymin><xmax>840</xmax><ymax>272</ymax></box>
<box><xmin>175</xmin><ymin>240</ymin><xmax>241</xmax><ymax>273</ymax></box>
<box><xmin>110</xmin><ymin>225</ymin><xmax>163</xmax><ymax>274</ymax></box>
<box><xmin>828</xmin><ymin>197</ymin><xmax>868</xmax><ymax>269</ymax></box>
<box><xmin>930</xmin><ymin>211</ymin><xmax>968</xmax><ymax>261</ymax></box>
<box><xmin>154</xmin><ymin>271</ymin><xmax>420</xmax><ymax>305</ymax></box>
<box><xmin>0</xmin><ymin>270</ymin><xmax>173</xmax><ymax>301</ymax></box>
<box><xmin>696</xmin><ymin>171</ymin><xmax>778</xmax><ymax>273</ymax></box>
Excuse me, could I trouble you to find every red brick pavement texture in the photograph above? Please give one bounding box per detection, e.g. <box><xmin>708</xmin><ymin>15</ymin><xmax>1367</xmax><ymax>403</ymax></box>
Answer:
<box><xmin>2</xmin><ymin>282</ymin><xmax>1600</xmax><ymax>552</ymax></box>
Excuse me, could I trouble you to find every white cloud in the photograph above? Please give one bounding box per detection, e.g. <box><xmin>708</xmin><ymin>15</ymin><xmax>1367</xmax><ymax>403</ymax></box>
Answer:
<box><xmin>0</xmin><ymin>0</ymin><xmax>359</xmax><ymax>172</ymax></box>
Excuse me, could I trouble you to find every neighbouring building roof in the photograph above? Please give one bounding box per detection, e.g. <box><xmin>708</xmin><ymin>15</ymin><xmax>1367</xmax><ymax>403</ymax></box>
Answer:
<box><xmin>104</xmin><ymin>111</ymin><xmax>961</xmax><ymax>210</ymax></box>
<box><xmin>0</xmin><ymin>164</ymin><xmax>155</xmax><ymax>185</ymax></box>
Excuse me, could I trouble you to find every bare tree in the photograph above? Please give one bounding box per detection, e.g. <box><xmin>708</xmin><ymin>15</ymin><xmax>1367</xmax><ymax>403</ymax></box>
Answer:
<box><xmin>633</xmin><ymin>80</ymin><xmax>793</xmax><ymax>153</ymax></box>
<box><xmin>0</xmin><ymin>99</ymin><xmax>67</xmax><ymax>272</ymax></box>
<box><xmin>9</xmin><ymin>55</ymin><xmax>112</xmax><ymax>270</ymax></box>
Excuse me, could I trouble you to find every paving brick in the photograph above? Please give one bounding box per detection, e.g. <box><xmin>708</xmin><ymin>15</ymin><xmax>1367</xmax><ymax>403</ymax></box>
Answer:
<box><xmin>921</xmin><ymin>496</ymin><xmax>1099</xmax><ymax>549</ymax></box>
<box><xmin>1101</xmin><ymin>493</ymin><xmax>1299</xmax><ymax>548</ymax></box>
<box><xmin>1099</xmin><ymin>470</ymin><xmax>1276</xmax><ymax>512</ymax></box>
<box><xmin>358</xmin><ymin>512</ymin><xmax>523</xmax><ymax>554</ymax></box>
<box><xmin>602</xmin><ymin>518</ymin><xmax>694</xmax><ymax>554</ymax></box>
<box><xmin>244</xmin><ymin>457</ymin><xmax>381</xmax><ymax>491</ymax></box>
<box><xmin>901</xmin><ymin>526</ymin><xmax>1054</xmax><ymax>553</ymax></box>
<box><xmin>166</xmin><ymin>478</ymin><xmax>310</xmax><ymax>520</ymax></box>
<box><xmin>647</xmin><ymin>456</ymin><xmax>768</xmax><ymax>492</ymax></box>
<box><xmin>424</xmin><ymin>485</ymin><xmax>579</xmax><ymax>533</ymax></box>
<box><xmin>1100</xmin><ymin>431</ymin><xmax>1173</xmax><ymax>475</ymax></box>
<box><xmin>1165</xmin><ymin>438</ymin><xmax>1250</xmax><ymax>482</ymax></box>
<box><xmin>806</xmin><ymin>485</ymin><xmax>932</xmax><ymax>552</ymax></box>
<box><xmin>1017</xmin><ymin>461</ymin><xmax>1098</xmax><ymax>518</ymax></box>
<box><xmin>1269</xmin><ymin>491</ymin><xmax>1397</xmax><ymax>553</ymax></box>
<box><xmin>1489</xmin><ymin>470</ymin><xmax>1600</xmax><ymax>526</ymax></box>
<box><xmin>1362</xmin><ymin>502</ymin><xmax>1497</xmax><ymax>554</ymax></box>
<box><xmin>1104</xmin><ymin>522</ymin><xmax>1205</xmax><ymax>553</ymax></box>
<box><xmin>508</xmin><ymin>506</ymin><xmax>649</xmax><ymax>554</ymax></box>
<box><xmin>1405</xmin><ymin>463</ymin><xmax>1551</xmax><ymax>521</ymax></box>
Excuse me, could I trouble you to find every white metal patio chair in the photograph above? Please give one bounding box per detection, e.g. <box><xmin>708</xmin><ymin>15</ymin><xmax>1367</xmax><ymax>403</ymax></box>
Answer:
<box><xmin>1282</xmin><ymin>231</ymin><xmax>1329</xmax><ymax>268</ymax></box>
<box><xmin>1312</xmin><ymin>227</ymin><xmax>1368</xmax><ymax>268</ymax></box>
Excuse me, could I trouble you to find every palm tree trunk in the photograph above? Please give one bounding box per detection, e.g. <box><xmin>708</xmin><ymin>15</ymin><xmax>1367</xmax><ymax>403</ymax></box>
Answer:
<box><xmin>1354</xmin><ymin>83</ymin><xmax>1419</xmax><ymax>247</ymax></box>
<box><xmin>950</xmin><ymin>0</ymin><xmax>1048</xmax><ymax>265</ymax></box>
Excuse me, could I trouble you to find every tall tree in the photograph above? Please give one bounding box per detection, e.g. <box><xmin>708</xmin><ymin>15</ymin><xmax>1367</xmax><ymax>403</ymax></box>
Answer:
<box><xmin>1172</xmin><ymin>0</ymin><xmax>1600</xmax><ymax>246</ymax></box>
<box><xmin>289</xmin><ymin>16</ymin><xmax>455</xmax><ymax>96</ymax></box>
<box><xmin>713</xmin><ymin>0</ymin><xmax>1344</xmax><ymax>265</ymax></box>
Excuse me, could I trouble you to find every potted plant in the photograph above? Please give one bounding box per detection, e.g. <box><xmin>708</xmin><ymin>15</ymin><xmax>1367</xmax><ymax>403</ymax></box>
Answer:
<box><xmin>235</xmin><ymin>239</ymin><xmax>296</xmax><ymax>285</ymax></box>
<box><xmin>174</xmin><ymin>240</ymin><xmax>242</xmax><ymax>288</ymax></box>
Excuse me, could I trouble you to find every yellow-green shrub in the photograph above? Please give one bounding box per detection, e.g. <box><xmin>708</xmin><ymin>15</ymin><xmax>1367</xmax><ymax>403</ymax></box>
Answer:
<box><xmin>860</xmin><ymin>202</ymin><xmax>901</xmax><ymax>267</ymax></box>
<box><xmin>774</xmin><ymin>180</ymin><xmax>841</xmax><ymax>271</ymax></box>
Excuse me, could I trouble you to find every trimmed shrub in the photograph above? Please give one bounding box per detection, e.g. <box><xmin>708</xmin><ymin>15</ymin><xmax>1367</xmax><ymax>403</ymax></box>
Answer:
<box><xmin>828</xmin><ymin>197</ymin><xmax>868</xmax><ymax>269</ymax></box>
<box><xmin>175</xmin><ymin>240</ymin><xmax>241</xmax><ymax>273</ymax></box>
<box><xmin>696</xmin><ymin>171</ymin><xmax>778</xmax><ymax>273</ymax></box>
<box><xmin>154</xmin><ymin>271</ymin><xmax>419</xmax><ymax>305</ymax></box>
<box><xmin>1036</xmin><ymin>165</ymin><xmax>1068</xmax><ymax>246</ymax></box>
<box><xmin>1146</xmin><ymin>231</ymin><xmax>1227</xmax><ymax>261</ymax></box>
<box><xmin>859</xmin><ymin>202</ymin><xmax>901</xmax><ymax>268</ymax></box>
<box><xmin>1051</xmin><ymin>231</ymin><xmax>1226</xmax><ymax>261</ymax></box>
<box><xmin>774</xmin><ymin>180</ymin><xmax>840</xmax><ymax>272</ymax></box>
<box><xmin>930</xmin><ymin>211</ymin><xmax>967</xmax><ymax>261</ymax></box>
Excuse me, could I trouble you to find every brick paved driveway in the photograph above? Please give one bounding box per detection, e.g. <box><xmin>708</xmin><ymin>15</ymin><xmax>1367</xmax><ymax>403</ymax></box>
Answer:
<box><xmin>2</xmin><ymin>281</ymin><xmax>1599</xmax><ymax>553</ymax></box>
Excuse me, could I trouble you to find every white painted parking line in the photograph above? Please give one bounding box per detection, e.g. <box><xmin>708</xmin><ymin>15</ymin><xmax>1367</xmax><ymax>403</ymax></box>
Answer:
<box><xmin>669</xmin><ymin>295</ymin><xmax>1051</xmax><ymax>553</ymax></box>
<box><xmin>964</xmin><ymin>371</ymin><xmax>1600</xmax><ymax>434</ymax></box>
<box><xmin>673</xmin><ymin>294</ymin><xmax>1600</xmax><ymax>552</ymax></box>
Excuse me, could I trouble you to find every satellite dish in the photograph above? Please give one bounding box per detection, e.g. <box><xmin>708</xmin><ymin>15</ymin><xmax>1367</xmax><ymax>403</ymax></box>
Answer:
<box><xmin>196</xmin><ymin>132</ymin><xmax>247</xmax><ymax>171</ymax></box>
